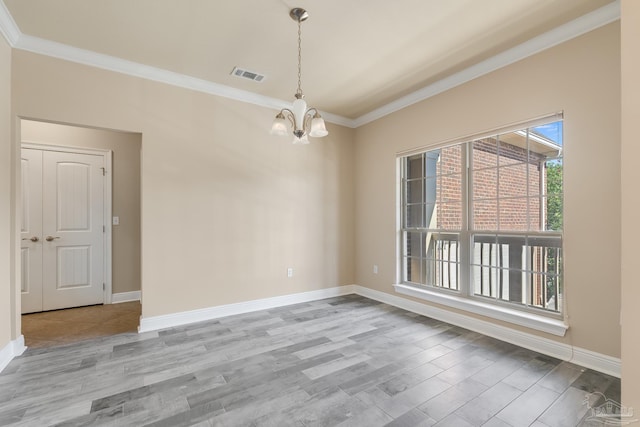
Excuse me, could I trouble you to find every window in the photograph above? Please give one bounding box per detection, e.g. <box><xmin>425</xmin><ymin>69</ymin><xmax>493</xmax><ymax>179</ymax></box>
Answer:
<box><xmin>399</xmin><ymin>117</ymin><xmax>563</xmax><ymax>323</ymax></box>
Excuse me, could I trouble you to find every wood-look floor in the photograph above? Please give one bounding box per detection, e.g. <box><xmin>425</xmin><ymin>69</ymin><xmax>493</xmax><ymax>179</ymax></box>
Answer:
<box><xmin>1</xmin><ymin>295</ymin><xmax>620</xmax><ymax>426</ymax></box>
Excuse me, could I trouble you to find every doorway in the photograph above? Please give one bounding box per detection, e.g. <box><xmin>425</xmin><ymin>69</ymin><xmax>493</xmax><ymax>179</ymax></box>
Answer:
<box><xmin>19</xmin><ymin>119</ymin><xmax>142</xmax><ymax>347</ymax></box>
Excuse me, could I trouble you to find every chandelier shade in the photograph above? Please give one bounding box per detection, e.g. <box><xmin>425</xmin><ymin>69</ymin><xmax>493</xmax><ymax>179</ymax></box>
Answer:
<box><xmin>270</xmin><ymin>8</ymin><xmax>328</xmax><ymax>144</ymax></box>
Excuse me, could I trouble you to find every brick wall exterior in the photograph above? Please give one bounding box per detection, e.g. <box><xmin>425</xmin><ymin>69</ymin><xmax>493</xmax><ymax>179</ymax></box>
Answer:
<box><xmin>436</xmin><ymin>145</ymin><xmax>463</xmax><ymax>229</ymax></box>
<box><xmin>435</xmin><ymin>138</ymin><xmax>546</xmax><ymax>232</ymax></box>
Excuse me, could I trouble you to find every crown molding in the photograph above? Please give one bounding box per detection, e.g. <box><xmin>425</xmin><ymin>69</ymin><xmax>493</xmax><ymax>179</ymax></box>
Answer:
<box><xmin>13</xmin><ymin>33</ymin><xmax>356</xmax><ymax>127</ymax></box>
<box><xmin>0</xmin><ymin>0</ymin><xmax>19</xmax><ymax>45</ymax></box>
<box><xmin>0</xmin><ymin>0</ymin><xmax>619</xmax><ymax>129</ymax></box>
<box><xmin>352</xmin><ymin>0</ymin><xmax>621</xmax><ymax>127</ymax></box>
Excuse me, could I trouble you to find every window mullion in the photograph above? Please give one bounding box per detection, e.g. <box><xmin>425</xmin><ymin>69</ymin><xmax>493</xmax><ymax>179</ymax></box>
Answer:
<box><xmin>460</xmin><ymin>141</ymin><xmax>471</xmax><ymax>297</ymax></box>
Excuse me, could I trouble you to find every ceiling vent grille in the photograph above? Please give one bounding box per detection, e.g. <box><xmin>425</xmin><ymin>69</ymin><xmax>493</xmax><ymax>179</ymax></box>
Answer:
<box><xmin>231</xmin><ymin>67</ymin><xmax>265</xmax><ymax>83</ymax></box>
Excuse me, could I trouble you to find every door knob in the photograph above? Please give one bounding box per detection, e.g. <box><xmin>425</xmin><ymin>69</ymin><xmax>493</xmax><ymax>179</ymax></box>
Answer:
<box><xmin>45</xmin><ymin>236</ymin><xmax>60</xmax><ymax>242</ymax></box>
<box><xmin>22</xmin><ymin>236</ymin><xmax>39</xmax><ymax>242</ymax></box>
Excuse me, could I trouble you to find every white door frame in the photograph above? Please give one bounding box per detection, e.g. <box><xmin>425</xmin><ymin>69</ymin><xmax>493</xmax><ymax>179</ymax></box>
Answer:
<box><xmin>21</xmin><ymin>142</ymin><xmax>114</xmax><ymax>304</ymax></box>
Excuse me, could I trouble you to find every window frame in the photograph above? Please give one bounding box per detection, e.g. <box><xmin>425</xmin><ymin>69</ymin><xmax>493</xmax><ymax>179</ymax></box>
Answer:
<box><xmin>395</xmin><ymin>114</ymin><xmax>567</xmax><ymax>336</ymax></box>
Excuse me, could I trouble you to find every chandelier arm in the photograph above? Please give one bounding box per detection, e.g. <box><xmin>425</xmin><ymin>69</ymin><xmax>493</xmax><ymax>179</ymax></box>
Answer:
<box><xmin>303</xmin><ymin>109</ymin><xmax>316</xmax><ymax>133</ymax></box>
<box><xmin>279</xmin><ymin>108</ymin><xmax>297</xmax><ymax>130</ymax></box>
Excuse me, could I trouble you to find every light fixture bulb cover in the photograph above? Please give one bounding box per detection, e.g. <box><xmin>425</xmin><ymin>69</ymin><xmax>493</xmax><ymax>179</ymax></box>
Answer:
<box><xmin>271</xmin><ymin>115</ymin><xmax>288</xmax><ymax>136</ymax></box>
<box><xmin>310</xmin><ymin>116</ymin><xmax>328</xmax><ymax>137</ymax></box>
<box><xmin>293</xmin><ymin>134</ymin><xmax>310</xmax><ymax>145</ymax></box>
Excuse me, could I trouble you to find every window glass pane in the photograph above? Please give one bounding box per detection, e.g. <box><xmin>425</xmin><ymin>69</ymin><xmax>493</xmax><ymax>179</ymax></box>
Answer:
<box><xmin>533</xmin><ymin>121</ymin><xmax>563</xmax><ymax>146</ymax></box>
<box><xmin>425</xmin><ymin>233</ymin><xmax>460</xmax><ymax>290</ymax></box>
<box><xmin>498</xmin><ymin>163</ymin><xmax>528</xmax><ymax>198</ymax></box>
<box><xmin>473</xmin><ymin>168</ymin><xmax>497</xmax><ymax>200</ymax></box>
<box><xmin>498</xmin><ymin>197</ymin><xmax>529</xmax><ymax>231</ymax></box>
<box><xmin>425</xmin><ymin>176</ymin><xmax>437</xmax><ymax>205</ymax></box>
<box><xmin>544</xmin><ymin>195</ymin><xmax>563</xmax><ymax>231</ymax></box>
<box><xmin>473</xmin><ymin>138</ymin><xmax>498</xmax><ymax>169</ymax></box>
<box><xmin>405</xmin><ymin>179</ymin><xmax>423</xmax><ymax>204</ymax></box>
<box><xmin>545</xmin><ymin>159</ymin><xmax>563</xmax><ymax>196</ymax></box>
<box><xmin>437</xmin><ymin>202</ymin><xmax>462</xmax><ymax>230</ymax></box>
<box><xmin>473</xmin><ymin>266</ymin><xmax>504</xmax><ymax>299</ymax></box>
<box><xmin>405</xmin><ymin>257</ymin><xmax>423</xmax><ymax>284</ymax></box>
<box><xmin>473</xmin><ymin>234</ymin><xmax>527</xmax><ymax>304</ymax></box>
<box><xmin>406</xmin><ymin>204</ymin><xmax>424</xmax><ymax>228</ymax></box>
<box><xmin>405</xmin><ymin>231</ymin><xmax>423</xmax><ymax>258</ymax></box>
<box><xmin>530</xmin><ymin>273</ymin><xmax>561</xmax><ymax>312</ymax></box>
<box><xmin>498</xmin><ymin>131</ymin><xmax>529</xmax><ymax>166</ymax></box>
<box><xmin>528</xmin><ymin>162</ymin><xmax>543</xmax><ymax>198</ymax></box>
<box><xmin>473</xmin><ymin>199</ymin><xmax>497</xmax><ymax>230</ymax></box>
<box><xmin>425</xmin><ymin>151</ymin><xmax>440</xmax><ymax>178</ymax></box>
<box><xmin>441</xmin><ymin>173</ymin><xmax>462</xmax><ymax>203</ymax></box>
<box><xmin>529</xmin><ymin>197</ymin><xmax>543</xmax><ymax>231</ymax></box>
<box><xmin>544</xmin><ymin>158</ymin><xmax>563</xmax><ymax>232</ymax></box>
<box><xmin>471</xmin><ymin>234</ymin><xmax>499</xmax><ymax>266</ymax></box>
<box><xmin>441</xmin><ymin>145</ymin><xmax>463</xmax><ymax>175</ymax></box>
<box><xmin>404</xmin><ymin>231</ymin><xmax>424</xmax><ymax>284</ymax></box>
<box><xmin>406</xmin><ymin>154</ymin><xmax>424</xmax><ymax>179</ymax></box>
<box><xmin>528</xmin><ymin>245</ymin><xmax>562</xmax><ymax>274</ymax></box>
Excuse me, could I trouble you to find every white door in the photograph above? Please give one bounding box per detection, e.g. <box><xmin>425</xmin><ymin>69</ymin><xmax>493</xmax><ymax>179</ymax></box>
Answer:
<box><xmin>21</xmin><ymin>149</ymin><xmax>44</xmax><ymax>313</ymax></box>
<box><xmin>21</xmin><ymin>148</ymin><xmax>105</xmax><ymax>313</ymax></box>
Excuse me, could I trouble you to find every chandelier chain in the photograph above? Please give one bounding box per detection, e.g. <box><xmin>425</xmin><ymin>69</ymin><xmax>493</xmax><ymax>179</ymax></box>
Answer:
<box><xmin>296</xmin><ymin>19</ymin><xmax>303</xmax><ymax>97</ymax></box>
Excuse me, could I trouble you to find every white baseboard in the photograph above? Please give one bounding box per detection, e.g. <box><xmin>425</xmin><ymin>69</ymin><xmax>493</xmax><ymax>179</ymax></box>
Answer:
<box><xmin>137</xmin><ymin>282</ymin><xmax>619</xmax><ymax>377</ymax></box>
<box><xmin>352</xmin><ymin>285</ymin><xmax>621</xmax><ymax>378</ymax></box>
<box><xmin>112</xmin><ymin>291</ymin><xmax>141</xmax><ymax>303</ymax></box>
<box><xmin>0</xmin><ymin>335</ymin><xmax>26</xmax><ymax>374</ymax></box>
<box><xmin>138</xmin><ymin>286</ymin><xmax>355</xmax><ymax>333</ymax></box>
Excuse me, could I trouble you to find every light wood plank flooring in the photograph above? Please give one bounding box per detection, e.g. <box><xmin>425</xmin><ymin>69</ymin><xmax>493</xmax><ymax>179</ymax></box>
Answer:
<box><xmin>1</xmin><ymin>295</ymin><xmax>620</xmax><ymax>426</ymax></box>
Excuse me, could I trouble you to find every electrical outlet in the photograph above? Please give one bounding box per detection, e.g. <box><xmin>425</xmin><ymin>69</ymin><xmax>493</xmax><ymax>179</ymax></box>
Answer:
<box><xmin>373</xmin><ymin>265</ymin><xmax>378</xmax><ymax>274</ymax></box>
<box><xmin>112</xmin><ymin>216</ymin><xmax>120</xmax><ymax>225</ymax></box>
<box><xmin>287</xmin><ymin>268</ymin><xmax>293</xmax><ymax>278</ymax></box>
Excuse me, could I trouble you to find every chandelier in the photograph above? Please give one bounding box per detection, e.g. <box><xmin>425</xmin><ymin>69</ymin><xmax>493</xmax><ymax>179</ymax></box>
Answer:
<box><xmin>270</xmin><ymin>7</ymin><xmax>328</xmax><ymax>144</ymax></box>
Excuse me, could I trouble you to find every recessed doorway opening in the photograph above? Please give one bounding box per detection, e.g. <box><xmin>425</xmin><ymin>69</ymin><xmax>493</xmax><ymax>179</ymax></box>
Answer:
<box><xmin>19</xmin><ymin>119</ymin><xmax>142</xmax><ymax>348</ymax></box>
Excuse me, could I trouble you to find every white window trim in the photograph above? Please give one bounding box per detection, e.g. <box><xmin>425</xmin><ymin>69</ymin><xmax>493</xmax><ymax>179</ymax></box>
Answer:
<box><xmin>392</xmin><ymin>283</ymin><xmax>567</xmax><ymax>336</ymax></box>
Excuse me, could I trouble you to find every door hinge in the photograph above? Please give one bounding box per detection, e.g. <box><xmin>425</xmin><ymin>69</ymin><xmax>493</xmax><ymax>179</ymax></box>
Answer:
<box><xmin>103</xmin><ymin>225</ymin><xmax>106</xmax><ymax>233</ymax></box>
<box><xmin>101</xmin><ymin>167</ymin><xmax>107</xmax><ymax>176</ymax></box>
<box><xmin>103</xmin><ymin>283</ymin><xmax>105</xmax><ymax>290</ymax></box>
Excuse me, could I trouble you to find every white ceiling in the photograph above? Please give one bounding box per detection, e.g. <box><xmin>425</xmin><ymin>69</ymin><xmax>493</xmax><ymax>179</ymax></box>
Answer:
<box><xmin>1</xmin><ymin>0</ymin><xmax>618</xmax><ymax>124</ymax></box>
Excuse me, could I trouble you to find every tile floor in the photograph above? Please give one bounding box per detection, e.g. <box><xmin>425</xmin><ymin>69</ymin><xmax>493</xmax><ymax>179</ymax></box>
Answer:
<box><xmin>2</xmin><ymin>295</ymin><xmax>621</xmax><ymax>426</ymax></box>
<box><xmin>21</xmin><ymin>301</ymin><xmax>141</xmax><ymax>348</ymax></box>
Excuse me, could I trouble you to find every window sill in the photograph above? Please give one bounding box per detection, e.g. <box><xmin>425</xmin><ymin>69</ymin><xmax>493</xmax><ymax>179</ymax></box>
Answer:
<box><xmin>392</xmin><ymin>283</ymin><xmax>568</xmax><ymax>336</ymax></box>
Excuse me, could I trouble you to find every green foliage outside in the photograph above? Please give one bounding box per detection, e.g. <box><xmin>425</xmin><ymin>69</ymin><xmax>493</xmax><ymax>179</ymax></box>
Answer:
<box><xmin>546</xmin><ymin>162</ymin><xmax>563</xmax><ymax>231</ymax></box>
<box><xmin>545</xmin><ymin>161</ymin><xmax>563</xmax><ymax>309</ymax></box>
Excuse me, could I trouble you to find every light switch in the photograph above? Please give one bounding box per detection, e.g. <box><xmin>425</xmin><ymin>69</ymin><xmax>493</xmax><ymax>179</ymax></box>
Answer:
<box><xmin>112</xmin><ymin>216</ymin><xmax>120</xmax><ymax>225</ymax></box>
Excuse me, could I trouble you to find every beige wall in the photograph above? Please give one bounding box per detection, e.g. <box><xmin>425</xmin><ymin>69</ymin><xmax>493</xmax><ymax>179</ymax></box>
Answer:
<box><xmin>0</xmin><ymin>35</ymin><xmax>12</xmax><ymax>349</ymax></box>
<box><xmin>20</xmin><ymin>120</ymin><xmax>142</xmax><ymax>294</ymax></box>
<box><xmin>355</xmin><ymin>23</ymin><xmax>621</xmax><ymax>357</ymax></box>
<box><xmin>11</xmin><ymin>51</ymin><xmax>356</xmax><ymax>320</ymax></box>
<box><xmin>621</xmin><ymin>0</ymin><xmax>639</xmax><ymax>410</ymax></box>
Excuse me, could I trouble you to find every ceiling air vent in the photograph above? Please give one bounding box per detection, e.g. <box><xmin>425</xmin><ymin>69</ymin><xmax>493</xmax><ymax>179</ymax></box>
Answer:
<box><xmin>231</xmin><ymin>67</ymin><xmax>265</xmax><ymax>83</ymax></box>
